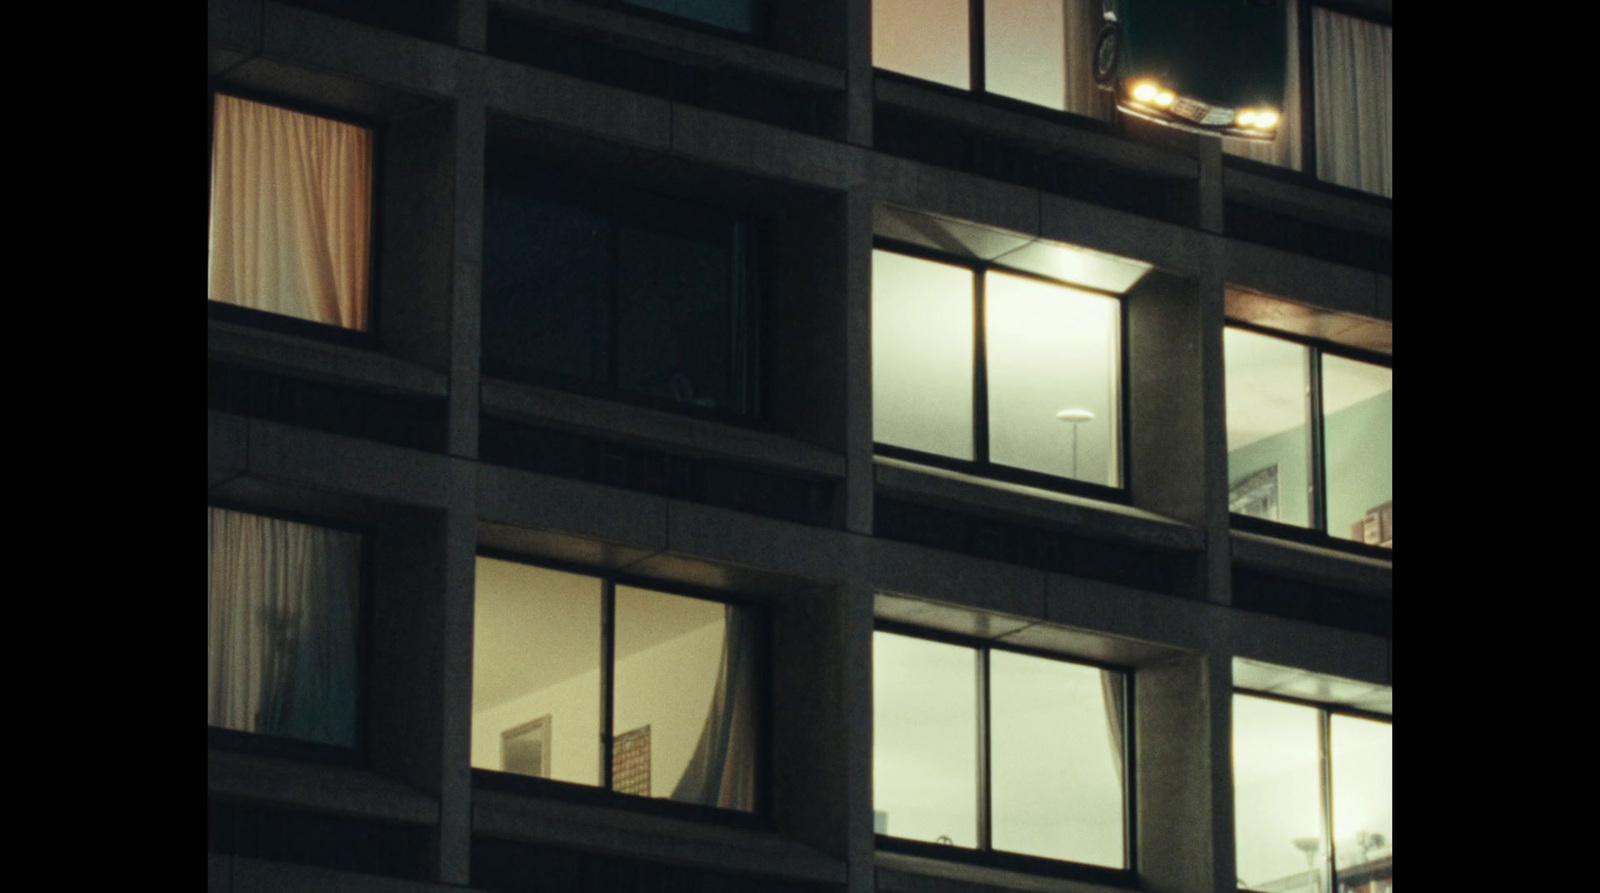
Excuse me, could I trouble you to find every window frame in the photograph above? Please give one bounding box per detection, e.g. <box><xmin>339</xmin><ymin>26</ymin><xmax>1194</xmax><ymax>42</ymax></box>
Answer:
<box><xmin>480</xmin><ymin>160</ymin><xmax>767</xmax><ymax>426</ymax></box>
<box><xmin>870</xmin><ymin>0</ymin><xmax>1118</xmax><ymax>130</ymax></box>
<box><xmin>872</xmin><ymin>620</ymin><xmax>1137</xmax><ymax>885</ymax></box>
<box><xmin>1224</xmin><ymin>319</ymin><xmax>1392</xmax><ymax>558</ymax></box>
<box><xmin>470</xmin><ymin>550</ymin><xmax>772</xmax><ymax>831</ymax></box>
<box><xmin>1231</xmin><ymin>688</ymin><xmax>1392</xmax><ymax>893</ymax></box>
<box><xmin>206</xmin><ymin>87</ymin><xmax>385</xmax><ymax>350</ymax></box>
<box><xmin>1223</xmin><ymin>0</ymin><xmax>1393</xmax><ymax>204</ymax></box>
<box><xmin>871</xmin><ymin>238</ymin><xmax>1132</xmax><ymax>503</ymax></box>
<box><xmin>206</xmin><ymin>501</ymin><xmax>373</xmax><ymax>767</ymax></box>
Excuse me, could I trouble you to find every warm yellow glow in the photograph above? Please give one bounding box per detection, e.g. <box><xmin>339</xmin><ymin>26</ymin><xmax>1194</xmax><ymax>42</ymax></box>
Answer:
<box><xmin>1237</xmin><ymin>110</ymin><xmax>1257</xmax><ymax>126</ymax></box>
<box><xmin>1155</xmin><ymin>91</ymin><xmax>1175</xmax><ymax>107</ymax></box>
<box><xmin>1131</xmin><ymin>82</ymin><xmax>1158</xmax><ymax>102</ymax></box>
<box><xmin>1253</xmin><ymin>110</ymin><xmax>1279</xmax><ymax>129</ymax></box>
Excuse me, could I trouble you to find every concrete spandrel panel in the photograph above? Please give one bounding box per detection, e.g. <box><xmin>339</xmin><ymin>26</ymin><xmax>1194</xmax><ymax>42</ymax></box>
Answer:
<box><xmin>476</xmin><ymin>522</ymin><xmax>660</xmax><ymax>574</ymax></box>
<box><xmin>1233</xmin><ymin>657</ymin><xmax>1392</xmax><ymax>715</ymax></box>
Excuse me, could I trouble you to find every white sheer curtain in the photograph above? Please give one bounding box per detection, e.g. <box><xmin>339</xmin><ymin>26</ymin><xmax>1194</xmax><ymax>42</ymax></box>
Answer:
<box><xmin>672</xmin><ymin>604</ymin><xmax>758</xmax><ymax>810</ymax></box>
<box><xmin>207</xmin><ymin>507</ymin><xmax>361</xmax><ymax>747</ymax></box>
<box><xmin>208</xmin><ymin>94</ymin><xmax>373</xmax><ymax>329</ymax></box>
<box><xmin>1223</xmin><ymin>0</ymin><xmax>1303</xmax><ymax>170</ymax></box>
<box><xmin>1313</xmin><ymin>7</ymin><xmax>1392</xmax><ymax>197</ymax></box>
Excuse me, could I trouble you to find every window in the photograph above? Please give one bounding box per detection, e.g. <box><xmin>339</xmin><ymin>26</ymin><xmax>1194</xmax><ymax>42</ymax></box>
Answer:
<box><xmin>471</xmin><ymin>557</ymin><xmax>760</xmax><ymax>813</ymax></box>
<box><xmin>483</xmin><ymin>161</ymin><xmax>760</xmax><ymax>417</ymax></box>
<box><xmin>1224</xmin><ymin>2</ymin><xmax>1392</xmax><ymax>198</ymax></box>
<box><xmin>872</xmin><ymin>0</ymin><xmax>1106</xmax><ymax>117</ymax></box>
<box><xmin>872</xmin><ymin>628</ymin><xmax>1130</xmax><ymax>878</ymax></box>
<box><xmin>1223</xmin><ymin>325</ymin><xmax>1392</xmax><ymax>549</ymax></box>
<box><xmin>208</xmin><ymin>94</ymin><xmax>374</xmax><ymax>330</ymax></box>
<box><xmin>1233</xmin><ymin>693</ymin><xmax>1392</xmax><ymax>893</ymax></box>
<box><xmin>207</xmin><ymin>506</ymin><xmax>363</xmax><ymax>749</ymax></box>
<box><xmin>872</xmin><ymin>245</ymin><xmax>1137</xmax><ymax>494</ymax></box>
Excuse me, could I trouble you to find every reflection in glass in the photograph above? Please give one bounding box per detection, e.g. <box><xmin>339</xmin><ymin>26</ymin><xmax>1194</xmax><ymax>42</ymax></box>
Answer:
<box><xmin>1233</xmin><ymin>695</ymin><xmax>1323</xmax><ymax>892</ymax></box>
<box><xmin>986</xmin><ymin>271</ymin><xmax>1120</xmax><ymax>487</ymax></box>
<box><xmin>614</xmin><ymin>587</ymin><xmax>756</xmax><ymax>811</ymax></box>
<box><xmin>1225</xmin><ymin>328</ymin><xmax>1313</xmax><ymax>528</ymax></box>
<box><xmin>872</xmin><ymin>250</ymin><xmax>976</xmax><ymax>459</ymax></box>
<box><xmin>208</xmin><ymin>508</ymin><xmax>362</xmax><ymax>748</ymax></box>
<box><xmin>1332</xmin><ymin>715</ymin><xmax>1392</xmax><ymax>891</ymax></box>
<box><xmin>471</xmin><ymin>559</ymin><xmax>603</xmax><ymax>786</ymax></box>
<box><xmin>1322</xmin><ymin>355</ymin><xmax>1392</xmax><ymax>548</ymax></box>
<box><xmin>872</xmin><ymin>0</ymin><xmax>970</xmax><ymax>89</ymax></box>
<box><xmin>873</xmin><ymin>632</ymin><xmax>979</xmax><ymax>847</ymax></box>
<box><xmin>989</xmin><ymin>652</ymin><xmax>1125</xmax><ymax>867</ymax></box>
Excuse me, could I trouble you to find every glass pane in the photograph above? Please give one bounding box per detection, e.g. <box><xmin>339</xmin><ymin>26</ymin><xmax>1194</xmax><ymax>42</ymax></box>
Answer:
<box><xmin>623</xmin><ymin>0</ymin><xmax>757</xmax><ymax>33</ymax></box>
<box><xmin>1331</xmin><ymin>715</ymin><xmax>1391</xmax><ymax>892</ymax></box>
<box><xmin>208</xmin><ymin>507</ymin><xmax>361</xmax><ymax>747</ymax></box>
<box><xmin>985</xmin><ymin>0</ymin><xmax>1066</xmax><ymax>111</ymax></box>
<box><xmin>481</xmin><ymin>180</ymin><xmax>613</xmax><ymax>383</ymax></box>
<box><xmin>1225</xmin><ymin>328</ymin><xmax>1312</xmax><ymax>528</ymax></box>
<box><xmin>872</xmin><ymin>250</ymin><xmax>976</xmax><ymax>459</ymax></box>
<box><xmin>985</xmin><ymin>270</ymin><xmax>1120</xmax><ymax>487</ymax></box>
<box><xmin>873</xmin><ymin>632</ymin><xmax>979</xmax><ymax>847</ymax></box>
<box><xmin>1233</xmin><ymin>695</ymin><xmax>1324</xmax><ymax>892</ymax></box>
<box><xmin>471</xmin><ymin>558</ymin><xmax>603</xmax><ymax>787</ymax></box>
<box><xmin>873</xmin><ymin>0</ymin><xmax>970</xmax><ymax>89</ymax></box>
<box><xmin>208</xmin><ymin>95</ymin><xmax>373</xmax><ymax>329</ymax></box>
<box><xmin>617</xmin><ymin>194</ymin><xmax>746</xmax><ymax>413</ymax></box>
<box><xmin>1313</xmin><ymin>9</ymin><xmax>1392</xmax><ymax>197</ymax></box>
<box><xmin>989</xmin><ymin>653</ymin><xmax>1125</xmax><ymax>867</ymax></box>
<box><xmin>1322</xmin><ymin>355</ymin><xmax>1391</xmax><ymax>548</ymax></box>
<box><xmin>613</xmin><ymin>587</ymin><xmax>756</xmax><ymax>811</ymax></box>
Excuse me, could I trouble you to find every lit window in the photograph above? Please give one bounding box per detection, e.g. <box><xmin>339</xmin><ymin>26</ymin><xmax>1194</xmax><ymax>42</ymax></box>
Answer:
<box><xmin>1312</xmin><ymin>7</ymin><xmax>1391</xmax><ymax>197</ymax></box>
<box><xmin>208</xmin><ymin>94</ymin><xmax>374</xmax><ymax>330</ymax></box>
<box><xmin>483</xmin><ymin>161</ymin><xmax>759</xmax><ymax>417</ymax></box>
<box><xmin>872</xmin><ymin>247</ymin><xmax>1127</xmax><ymax>492</ymax></box>
<box><xmin>873</xmin><ymin>629</ymin><xmax>1129</xmax><ymax>873</ymax></box>
<box><xmin>872</xmin><ymin>0</ymin><xmax>1106</xmax><ymax>116</ymax></box>
<box><xmin>472</xmin><ymin>557</ymin><xmax>759</xmax><ymax>812</ymax></box>
<box><xmin>1224</xmin><ymin>327</ymin><xmax>1391</xmax><ymax>549</ymax></box>
<box><xmin>1233</xmin><ymin>693</ymin><xmax>1392</xmax><ymax>893</ymax></box>
<box><xmin>207</xmin><ymin>506</ymin><xmax>362</xmax><ymax>748</ymax></box>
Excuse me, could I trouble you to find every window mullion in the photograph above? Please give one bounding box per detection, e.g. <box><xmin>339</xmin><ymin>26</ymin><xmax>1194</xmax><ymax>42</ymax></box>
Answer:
<box><xmin>1317</xmin><ymin>708</ymin><xmax>1335</xmax><ymax>893</ymax></box>
<box><xmin>601</xmin><ymin>578</ymin><xmax>617</xmax><ymax>791</ymax></box>
<box><xmin>1308</xmin><ymin>346</ymin><xmax>1327</xmax><ymax>533</ymax></box>
<box><xmin>975</xmin><ymin>646</ymin><xmax>992</xmax><ymax>851</ymax></box>
<box><xmin>970</xmin><ymin>0</ymin><xmax>986</xmax><ymax>95</ymax></box>
<box><xmin>973</xmin><ymin>268</ymin><xmax>990</xmax><ymax>466</ymax></box>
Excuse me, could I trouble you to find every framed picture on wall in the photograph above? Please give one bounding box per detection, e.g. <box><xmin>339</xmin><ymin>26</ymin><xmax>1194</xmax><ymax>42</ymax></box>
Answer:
<box><xmin>1228</xmin><ymin>464</ymin><xmax>1280</xmax><ymax>521</ymax></box>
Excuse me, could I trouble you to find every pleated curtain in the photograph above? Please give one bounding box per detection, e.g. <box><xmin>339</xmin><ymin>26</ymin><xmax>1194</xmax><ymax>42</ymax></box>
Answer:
<box><xmin>1313</xmin><ymin>7</ymin><xmax>1392</xmax><ymax>197</ymax></box>
<box><xmin>671</xmin><ymin>604</ymin><xmax>758</xmax><ymax>811</ymax></box>
<box><xmin>208</xmin><ymin>94</ymin><xmax>373</xmax><ymax>329</ymax></box>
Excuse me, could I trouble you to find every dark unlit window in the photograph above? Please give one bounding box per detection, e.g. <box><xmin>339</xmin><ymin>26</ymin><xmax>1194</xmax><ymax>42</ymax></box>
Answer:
<box><xmin>207</xmin><ymin>507</ymin><xmax>362</xmax><ymax>748</ymax></box>
<box><xmin>622</xmin><ymin>0</ymin><xmax>760</xmax><ymax>34</ymax></box>
<box><xmin>472</xmin><ymin>557</ymin><xmax>759</xmax><ymax>812</ymax></box>
<box><xmin>483</xmin><ymin>167</ymin><xmax>758</xmax><ymax>416</ymax></box>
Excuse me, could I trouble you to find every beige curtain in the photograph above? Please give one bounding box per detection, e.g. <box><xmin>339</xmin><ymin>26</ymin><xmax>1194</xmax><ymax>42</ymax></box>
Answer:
<box><xmin>671</xmin><ymin>604</ymin><xmax>758</xmax><ymax>810</ymax></box>
<box><xmin>208</xmin><ymin>94</ymin><xmax>373</xmax><ymax>329</ymax></box>
<box><xmin>1313</xmin><ymin>7</ymin><xmax>1392</xmax><ymax>197</ymax></box>
<box><xmin>207</xmin><ymin>507</ymin><xmax>362</xmax><ymax>747</ymax></box>
<box><xmin>1223</xmin><ymin>0</ymin><xmax>1303</xmax><ymax>170</ymax></box>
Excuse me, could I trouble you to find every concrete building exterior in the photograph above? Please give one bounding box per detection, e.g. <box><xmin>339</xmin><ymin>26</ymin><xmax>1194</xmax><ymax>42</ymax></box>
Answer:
<box><xmin>207</xmin><ymin>1</ymin><xmax>1392</xmax><ymax>891</ymax></box>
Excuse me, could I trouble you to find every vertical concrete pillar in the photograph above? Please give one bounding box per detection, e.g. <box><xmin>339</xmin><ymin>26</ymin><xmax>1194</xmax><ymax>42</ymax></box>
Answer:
<box><xmin>843</xmin><ymin>189</ymin><xmax>876</xmax><ymax>535</ymax></box>
<box><xmin>449</xmin><ymin>92</ymin><xmax>486</xmax><ymax>461</ymax></box>
<box><xmin>844</xmin><ymin>0</ymin><xmax>874</xmax><ymax>147</ymax></box>
<box><xmin>1135</xmin><ymin>654</ymin><xmax>1235</xmax><ymax>893</ymax></box>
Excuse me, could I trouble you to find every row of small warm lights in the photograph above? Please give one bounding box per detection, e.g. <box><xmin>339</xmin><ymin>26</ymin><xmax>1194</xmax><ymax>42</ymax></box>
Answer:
<box><xmin>1129</xmin><ymin>81</ymin><xmax>1278</xmax><ymax>129</ymax></box>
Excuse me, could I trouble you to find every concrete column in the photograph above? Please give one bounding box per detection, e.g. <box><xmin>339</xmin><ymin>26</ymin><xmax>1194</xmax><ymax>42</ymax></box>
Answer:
<box><xmin>844</xmin><ymin>0</ymin><xmax>874</xmax><ymax>147</ymax></box>
<box><xmin>843</xmin><ymin>188</ymin><xmax>876</xmax><ymax>535</ymax></box>
<box><xmin>448</xmin><ymin>92</ymin><xmax>486</xmax><ymax>460</ymax></box>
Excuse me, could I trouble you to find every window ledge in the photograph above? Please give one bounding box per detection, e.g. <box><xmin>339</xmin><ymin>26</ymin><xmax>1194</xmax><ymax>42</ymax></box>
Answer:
<box><xmin>1223</xmin><ymin>163</ymin><xmax>1392</xmax><ymax>239</ymax></box>
<box><xmin>1230</xmin><ymin>529</ymin><xmax>1392</xmax><ymax>597</ymax></box>
<box><xmin>207</xmin><ymin>749</ymin><xmax>438</xmax><ymax>825</ymax></box>
<box><xmin>873</xmin><ymin>77</ymin><xmax>1197</xmax><ymax>182</ymax></box>
<box><xmin>493</xmin><ymin>0</ymin><xmax>846</xmax><ymax>90</ymax></box>
<box><xmin>473</xmin><ymin>788</ymin><xmax>846</xmax><ymax>886</ymax></box>
<box><xmin>208</xmin><ymin>320</ymin><xmax>449</xmax><ymax>399</ymax></box>
<box><xmin>481</xmin><ymin>378</ymin><xmax>847</xmax><ymax>479</ymax></box>
<box><xmin>874</xmin><ymin>457</ymin><xmax>1203</xmax><ymax>553</ymax></box>
<box><xmin>876</xmin><ymin>850</ymin><xmax>1132</xmax><ymax>893</ymax></box>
